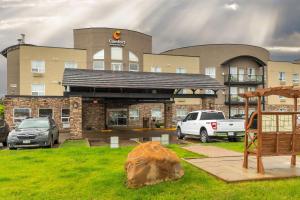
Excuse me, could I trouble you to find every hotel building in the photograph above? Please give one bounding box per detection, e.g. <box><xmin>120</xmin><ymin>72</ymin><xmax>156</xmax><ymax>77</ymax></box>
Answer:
<box><xmin>1</xmin><ymin>27</ymin><xmax>299</xmax><ymax>138</ymax></box>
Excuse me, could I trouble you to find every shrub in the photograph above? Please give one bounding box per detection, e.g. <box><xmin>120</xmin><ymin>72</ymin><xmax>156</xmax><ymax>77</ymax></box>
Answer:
<box><xmin>0</xmin><ymin>104</ymin><xmax>4</xmax><ymax>119</ymax></box>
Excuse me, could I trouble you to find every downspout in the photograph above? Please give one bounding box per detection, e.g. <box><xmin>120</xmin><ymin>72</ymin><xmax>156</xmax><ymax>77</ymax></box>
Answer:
<box><xmin>228</xmin><ymin>64</ymin><xmax>231</xmax><ymax>118</ymax></box>
<box><xmin>262</xmin><ymin>65</ymin><xmax>265</xmax><ymax>110</ymax></box>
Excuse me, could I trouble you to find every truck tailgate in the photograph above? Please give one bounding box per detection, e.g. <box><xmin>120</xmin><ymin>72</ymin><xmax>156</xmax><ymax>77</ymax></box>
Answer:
<box><xmin>217</xmin><ymin>119</ymin><xmax>245</xmax><ymax>132</ymax></box>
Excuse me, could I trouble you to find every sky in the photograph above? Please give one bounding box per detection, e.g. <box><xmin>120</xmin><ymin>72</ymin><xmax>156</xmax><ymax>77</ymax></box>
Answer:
<box><xmin>0</xmin><ymin>0</ymin><xmax>300</xmax><ymax>96</ymax></box>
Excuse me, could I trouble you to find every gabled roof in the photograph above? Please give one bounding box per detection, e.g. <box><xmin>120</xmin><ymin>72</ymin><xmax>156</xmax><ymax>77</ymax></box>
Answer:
<box><xmin>62</xmin><ymin>69</ymin><xmax>225</xmax><ymax>90</ymax></box>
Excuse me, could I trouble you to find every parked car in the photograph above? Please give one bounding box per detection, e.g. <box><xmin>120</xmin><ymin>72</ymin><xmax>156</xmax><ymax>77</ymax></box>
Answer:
<box><xmin>176</xmin><ymin>110</ymin><xmax>245</xmax><ymax>142</ymax></box>
<box><xmin>0</xmin><ymin>119</ymin><xmax>9</xmax><ymax>146</ymax></box>
<box><xmin>231</xmin><ymin>114</ymin><xmax>246</xmax><ymax>119</ymax></box>
<box><xmin>7</xmin><ymin>117</ymin><xmax>59</xmax><ymax>150</ymax></box>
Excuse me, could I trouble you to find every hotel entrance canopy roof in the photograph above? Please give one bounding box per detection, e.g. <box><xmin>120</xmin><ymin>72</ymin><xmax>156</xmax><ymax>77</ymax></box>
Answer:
<box><xmin>62</xmin><ymin>69</ymin><xmax>224</xmax><ymax>90</ymax></box>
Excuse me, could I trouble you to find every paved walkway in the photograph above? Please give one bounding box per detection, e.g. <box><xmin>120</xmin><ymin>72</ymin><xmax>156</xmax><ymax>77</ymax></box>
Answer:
<box><xmin>183</xmin><ymin>144</ymin><xmax>300</xmax><ymax>182</ymax></box>
<box><xmin>183</xmin><ymin>144</ymin><xmax>242</xmax><ymax>157</ymax></box>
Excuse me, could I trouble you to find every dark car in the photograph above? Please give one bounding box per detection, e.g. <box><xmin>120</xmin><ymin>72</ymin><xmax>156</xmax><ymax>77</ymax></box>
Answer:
<box><xmin>0</xmin><ymin>119</ymin><xmax>9</xmax><ymax>146</ymax></box>
<box><xmin>231</xmin><ymin>114</ymin><xmax>245</xmax><ymax>119</ymax></box>
<box><xmin>7</xmin><ymin>117</ymin><xmax>59</xmax><ymax>150</ymax></box>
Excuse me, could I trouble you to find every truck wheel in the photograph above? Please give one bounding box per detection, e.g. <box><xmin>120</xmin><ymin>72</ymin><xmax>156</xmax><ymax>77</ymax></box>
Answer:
<box><xmin>177</xmin><ymin>127</ymin><xmax>185</xmax><ymax>139</ymax></box>
<box><xmin>200</xmin><ymin>129</ymin><xmax>210</xmax><ymax>143</ymax></box>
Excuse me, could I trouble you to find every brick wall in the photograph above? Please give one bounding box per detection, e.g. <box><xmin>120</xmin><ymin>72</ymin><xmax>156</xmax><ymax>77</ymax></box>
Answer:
<box><xmin>4</xmin><ymin>96</ymin><xmax>70</xmax><ymax>131</ymax></box>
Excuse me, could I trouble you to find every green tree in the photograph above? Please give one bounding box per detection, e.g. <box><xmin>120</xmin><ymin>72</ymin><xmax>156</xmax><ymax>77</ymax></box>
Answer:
<box><xmin>0</xmin><ymin>104</ymin><xmax>4</xmax><ymax>119</ymax></box>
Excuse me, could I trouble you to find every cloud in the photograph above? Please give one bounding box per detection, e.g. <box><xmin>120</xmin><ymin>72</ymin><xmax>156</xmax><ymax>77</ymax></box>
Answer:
<box><xmin>224</xmin><ymin>2</ymin><xmax>239</xmax><ymax>11</ymax></box>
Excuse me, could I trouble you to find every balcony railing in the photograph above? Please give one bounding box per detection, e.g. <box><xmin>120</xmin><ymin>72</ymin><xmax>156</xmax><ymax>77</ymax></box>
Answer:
<box><xmin>225</xmin><ymin>95</ymin><xmax>258</xmax><ymax>105</ymax></box>
<box><xmin>224</xmin><ymin>74</ymin><xmax>263</xmax><ymax>85</ymax></box>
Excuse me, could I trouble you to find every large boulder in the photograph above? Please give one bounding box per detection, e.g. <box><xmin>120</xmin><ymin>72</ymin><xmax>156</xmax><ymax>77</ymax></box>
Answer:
<box><xmin>125</xmin><ymin>141</ymin><xmax>184</xmax><ymax>188</ymax></box>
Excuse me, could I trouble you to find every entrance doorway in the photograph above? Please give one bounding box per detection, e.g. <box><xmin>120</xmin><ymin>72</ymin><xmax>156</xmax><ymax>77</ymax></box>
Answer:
<box><xmin>107</xmin><ymin>109</ymin><xmax>127</xmax><ymax>127</ymax></box>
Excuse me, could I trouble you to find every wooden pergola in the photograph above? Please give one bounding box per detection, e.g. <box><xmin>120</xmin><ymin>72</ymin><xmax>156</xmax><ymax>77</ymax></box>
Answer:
<box><xmin>240</xmin><ymin>86</ymin><xmax>300</xmax><ymax>174</ymax></box>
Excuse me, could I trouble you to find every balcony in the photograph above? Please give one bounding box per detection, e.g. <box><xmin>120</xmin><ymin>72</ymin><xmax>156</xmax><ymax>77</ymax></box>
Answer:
<box><xmin>225</xmin><ymin>95</ymin><xmax>258</xmax><ymax>105</ymax></box>
<box><xmin>224</xmin><ymin>74</ymin><xmax>263</xmax><ymax>85</ymax></box>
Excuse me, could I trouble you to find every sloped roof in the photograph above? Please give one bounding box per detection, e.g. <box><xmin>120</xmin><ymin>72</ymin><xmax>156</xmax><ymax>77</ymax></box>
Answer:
<box><xmin>62</xmin><ymin>69</ymin><xmax>225</xmax><ymax>90</ymax></box>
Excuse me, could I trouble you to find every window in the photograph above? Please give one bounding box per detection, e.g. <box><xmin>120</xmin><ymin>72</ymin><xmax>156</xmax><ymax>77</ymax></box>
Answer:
<box><xmin>13</xmin><ymin>108</ymin><xmax>31</xmax><ymax>124</ymax></box>
<box><xmin>188</xmin><ymin>112</ymin><xmax>198</xmax><ymax>120</ymax></box>
<box><xmin>64</xmin><ymin>61</ymin><xmax>77</xmax><ymax>69</ymax></box>
<box><xmin>39</xmin><ymin>108</ymin><xmax>53</xmax><ymax>118</ymax></box>
<box><xmin>279</xmin><ymin>72</ymin><xmax>285</xmax><ymax>81</ymax></box>
<box><xmin>293</xmin><ymin>73</ymin><xmax>299</xmax><ymax>83</ymax></box>
<box><xmin>230</xmin><ymin>108</ymin><xmax>238</xmax><ymax>117</ymax></box>
<box><xmin>247</xmin><ymin>67</ymin><xmax>256</xmax><ymax>80</ymax></box>
<box><xmin>31</xmin><ymin>84</ymin><xmax>45</xmax><ymax>96</ymax></box>
<box><xmin>151</xmin><ymin>66</ymin><xmax>161</xmax><ymax>73</ymax></box>
<box><xmin>129</xmin><ymin>63</ymin><xmax>139</xmax><ymax>72</ymax></box>
<box><xmin>111</xmin><ymin>62</ymin><xmax>123</xmax><ymax>71</ymax></box>
<box><xmin>129</xmin><ymin>51</ymin><xmax>139</xmax><ymax>62</ymax></box>
<box><xmin>111</xmin><ymin>47</ymin><xmax>123</xmax><ymax>60</ymax></box>
<box><xmin>93</xmin><ymin>50</ymin><xmax>104</xmax><ymax>60</ymax></box>
<box><xmin>61</xmin><ymin>108</ymin><xmax>70</xmax><ymax>128</ymax></box>
<box><xmin>151</xmin><ymin>108</ymin><xmax>161</xmax><ymax>119</ymax></box>
<box><xmin>176</xmin><ymin>109</ymin><xmax>188</xmax><ymax>118</ymax></box>
<box><xmin>230</xmin><ymin>67</ymin><xmax>238</xmax><ymax>81</ymax></box>
<box><xmin>93</xmin><ymin>60</ymin><xmax>105</xmax><ymax>70</ymax></box>
<box><xmin>93</xmin><ymin>50</ymin><xmax>105</xmax><ymax>70</ymax></box>
<box><xmin>176</xmin><ymin>67</ymin><xmax>186</xmax><ymax>74</ymax></box>
<box><xmin>200</xmin><ymin>112</ymin><xmax>225</xmax><ymax>120</ymax></box>
<box><xmin>129</xmin><ymin>109</ymin><xmax>139</xmax><ymax>120</ymax></box>
<box><xmin>31</xmin><ymin>60</ymin><xmax>45</xmax><ymax>73</ymax></box>
<box><xmin>279</xmin><ymin>96</ymin><xmax>286</xmax><ymax>101</ymax></box>
<box><xmin>205</xmin><ymin>67</ymin><xmax>216</xmax><ymax>78</ymax></box>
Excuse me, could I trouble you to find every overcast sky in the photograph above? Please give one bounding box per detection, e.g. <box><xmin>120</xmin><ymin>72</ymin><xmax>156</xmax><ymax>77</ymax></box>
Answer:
<box><xmin>1</xmin><ymin>0</ymin><xmax>300</xmax><ymax>96</ymax></box>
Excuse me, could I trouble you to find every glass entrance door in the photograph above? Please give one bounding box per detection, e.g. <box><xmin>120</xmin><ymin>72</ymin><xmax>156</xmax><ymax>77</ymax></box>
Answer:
<box><xmin>107</xmin><ymin>109</ymin><xmax>127</xmax><ymax>126</ymax></box>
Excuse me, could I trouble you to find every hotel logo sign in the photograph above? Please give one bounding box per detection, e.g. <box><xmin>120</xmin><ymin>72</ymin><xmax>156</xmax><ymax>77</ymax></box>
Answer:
<box><xmin>109</xmin><ymin>30</ymin><xmax>126</xmax><ymax>47</ymax></box>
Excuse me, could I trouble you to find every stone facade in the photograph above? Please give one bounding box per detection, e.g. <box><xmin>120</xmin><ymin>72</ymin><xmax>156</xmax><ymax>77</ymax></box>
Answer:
<box><xmin>69</xmin><ymin>96</ymin><xmax>83</xmax><ymax>139</ymax></box>
<box><xmin>4</xmin><ymin>96</ymin><xmax>83</xmax><ymax>138</ymax></box>
<box><xmin>4</xmin><ymin>96</ymin><xmax>70</xmax><ymax>131</ymax></box>
<box><xmin>82</xmin><ymin>100</ymin><xmax>105</xmax><ymax>130</ymax></box>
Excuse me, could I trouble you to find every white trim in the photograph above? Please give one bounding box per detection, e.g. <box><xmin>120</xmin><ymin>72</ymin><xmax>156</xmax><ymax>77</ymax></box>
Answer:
<box><xmin>13</xmin><ymin>108</ymin><xmax>31</xmax><ymax>124</ymax></box>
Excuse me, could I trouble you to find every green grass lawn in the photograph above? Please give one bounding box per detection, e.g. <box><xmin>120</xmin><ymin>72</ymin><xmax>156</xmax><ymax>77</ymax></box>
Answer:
<box><xmin>202</xmin><ymin>141</ymin><xmax>244</xmax><ymax>152</ymax></box>
<box><xmin>1</xmin><ymin>141</ymin><xmax>300</xmax><ymax>200</ymax></box>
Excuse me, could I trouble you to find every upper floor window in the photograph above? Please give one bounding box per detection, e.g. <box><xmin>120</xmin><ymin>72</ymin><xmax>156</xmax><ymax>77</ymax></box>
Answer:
<box><xmin>111</xmin><ymin>62</ymin><xmax>123</xmax><ymax>71</ymax></box>
<box><xmin>129</xmin><ymin>51</ymin><xmax>139</xmax><ymax>62</ymax></box>
<box><xmin>176</xmin><ymin>67</ymin><xmax>186</xmax><ymax>74</ymax></box>
<box><xmin>93</xmin><ymin>50</ymin><xmax>105</xmax><ymax>70</ymax></box>
<box><xmin>151</xmin><ymin>66</ymin><xmax>161</xmax><ymax>73</ymax></box>
<box><xmin>279</xmin><ymin>72</ymin><xmax>285</xmax><ymax>81</ymax></box>
<box><xmin>31</xmin><ymin>60</ymin><xmax>45</xmax><ymax>73</ymax></box>
<box><xmin>205</xmin><ymin>67</ymin><xmax>216</xmax><ymax>78</ymax></box>
<box><xmin>111</xmin><ymin>47</ymin><xmax>122</xmax><ymax>60</ymax></box>
<box><xmin>64</xmin><ymin>61</ymin><xmax>77</xmax><ymax>69</ymax></box>
<box><xmin>93</xmin><ymin>61</ymin><xmax>105</xmax><ymax>70</ymax></box>
<box><xmin>31</xmin><ymin>84</ymin><xmax>45</xmax><ymax>96</ymax></box>
<box><xmin>293</xmin><ymin>73</ymin><xmax>299</xmax><ymax>83</ymax></box>
<box><xmin>129</xmin><ymin>63</ymin><xmax>139</xmax><ymax>72</ymax></box>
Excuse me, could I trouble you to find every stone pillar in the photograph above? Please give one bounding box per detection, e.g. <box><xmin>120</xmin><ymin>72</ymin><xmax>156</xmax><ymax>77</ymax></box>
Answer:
<box><xmin>3</xmin><ymin>97</ymin><xmax>14</xmax><ymax>130</ymax></box>
<box><xmin>164</xmin><ymin>102</ymin><xmax>173</xmax><ymax>128</ymax></box>
<box><xmin>69</xmin><ymin>96</ymin><xmax>82</xmax><ymax>139</ymax></box>
<box><xmin>202</xmin><ymin>98</ymin><xmax>215</xmax><ymax>110</ymax></box>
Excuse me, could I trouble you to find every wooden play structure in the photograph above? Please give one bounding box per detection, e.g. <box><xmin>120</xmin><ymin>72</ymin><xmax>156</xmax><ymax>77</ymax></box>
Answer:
<box><xmin>241</xmin><ymin>86</ymin><xmax>300</xmax><ymax>174</ymax></box>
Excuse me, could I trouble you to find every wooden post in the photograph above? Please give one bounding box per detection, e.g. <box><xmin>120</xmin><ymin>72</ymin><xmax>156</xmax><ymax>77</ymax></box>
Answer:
<box><xmin>257</xmin><ymin>96</ymin><xmax>265</xmax><ymax>174</ymax></box>
<box><xmin>291</xmin><ymin>97</ymin><xmax>297</xmax><ymax>166</ymax></box>
<box><xmin>243</xmin><ymin>97</ymin><xmax>249</xmax><ymax>168</ymax></box>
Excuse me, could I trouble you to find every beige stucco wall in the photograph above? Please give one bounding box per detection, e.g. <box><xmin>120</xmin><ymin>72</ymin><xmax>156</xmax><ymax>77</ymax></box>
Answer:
<box><xmin>6</xmin><ymin>49</ymin><xmax>20</xmax><ymax>95</ymax></box>
<box><xmin>267</xmin><ymin>61</ymin><xmax>300</xmax><ymax>106</ymax></box>
<box><xmin>74</xmin><ymin>28</ymin><xmax>152</xmax><ymax>71</ymax></box>
<box><xmin>18</xmin><ymin>46</ymin><xmax>87</xmax><ymax>96</ymax></box>
<box><xmin>143</xmin><ymin>53</ymin><xmax>201</xmax><ymax>105</ymax></box>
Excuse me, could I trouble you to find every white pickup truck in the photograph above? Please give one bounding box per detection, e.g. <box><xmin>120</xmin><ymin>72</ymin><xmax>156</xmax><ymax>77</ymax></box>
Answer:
<box><xmin>176</xmin><ymin>110</ymin><xmax>245</xmax><ymax>142</ymax></box>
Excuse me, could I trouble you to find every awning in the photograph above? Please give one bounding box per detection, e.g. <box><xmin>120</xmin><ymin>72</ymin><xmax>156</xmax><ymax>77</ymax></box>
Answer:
<box><xmin>62</xmin><ymin>69</ymin><xmax>225</xmax><ymax>90</ymax></box>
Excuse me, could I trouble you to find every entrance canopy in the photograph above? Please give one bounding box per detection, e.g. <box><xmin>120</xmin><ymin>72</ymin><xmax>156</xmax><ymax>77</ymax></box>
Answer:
<box><xmin>62</xmin><ymin>69</ymin><xmax>224</xmax><ymax>102</ymax></box>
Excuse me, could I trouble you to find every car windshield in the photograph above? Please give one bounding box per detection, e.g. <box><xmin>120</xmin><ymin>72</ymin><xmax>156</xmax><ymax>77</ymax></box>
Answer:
<box><xmin>18</xmin><ymin>119</ymin><xmax>49</xmax><ymax>129</ymax></box>
<box><xmin>200</xmin><ymin>112</ymin><xmax>225</xmax><ymax>120</ymax></box>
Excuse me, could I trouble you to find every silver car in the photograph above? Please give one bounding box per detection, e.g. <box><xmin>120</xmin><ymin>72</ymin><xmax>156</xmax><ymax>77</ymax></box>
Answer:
<box><xmin>7</xmin><ymin>117</ymin><xmax>59</xmax><ymax>150</ymax></box>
